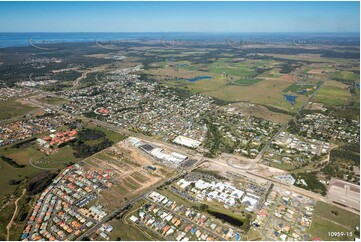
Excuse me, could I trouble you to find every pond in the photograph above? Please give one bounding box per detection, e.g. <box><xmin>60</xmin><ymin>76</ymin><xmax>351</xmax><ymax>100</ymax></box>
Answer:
<box><xmin>296</xmin><ymin>89</ymin><xmax>308</xmax><ymax>94</ymax></box>
<box><xmin>188</xmin><ymin>75</ymin><xmax>213</xmax><ymax>82</ymax></box>
<box><xmin>207</xmin><ymin>210</ymin><xmax>244</xmax><ymax>227</ymax></box>
<box><xmin>284</xmin><ymin>94</ymin><xmax>297</xmax><ymax>105</ymax></box>
<box><xmin>176</xmin><ymin>63</ymin><xmax>189</xmax><ymax>67</ymax></box>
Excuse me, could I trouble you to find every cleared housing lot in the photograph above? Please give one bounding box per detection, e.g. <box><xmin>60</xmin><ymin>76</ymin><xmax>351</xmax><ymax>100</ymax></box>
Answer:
<box><xmin>326</xmin><ymin>178</ymin><xmax>360</xmax><ymax>211</ymax></box>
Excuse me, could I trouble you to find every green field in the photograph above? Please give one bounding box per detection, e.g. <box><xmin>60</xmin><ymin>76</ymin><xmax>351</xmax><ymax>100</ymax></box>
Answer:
<box><xmin>153</xmin><ymin>56</ymin><xmax>313</xmax><ymax>112</ymax></box>
<box><xmin>233</xmin><ymin>78</ymin><xmax>263</xmax><ymax>86</ymax></box>
<box><xmin>89</xmin><ymin>124</ymin><xmax>127</xmax><ymax>143</ymax></box>
<box><xmin>309</xmin><ymin>216</ymin><xmax>355</xmax><ymax>241</ymax></box>
<box><xmin>0</xmin><ymin>99</ymin><xmax>37</xmax><ymax>121</ymax></box>
<box><xmin>0</xmin><ymin>140</ymin><xmax>80</xmax><ymax>203</ymax></box>
<box><xmin>37</xmin><ymin>96</ymin><xmax>69</xmax><ymax>105</ymax></box>
<box><xmin>332</xmin><ymin>71</ymin><xmax>360</xmax><ymax>82</ymax></box>
<box><xmin>308</xmin><ymin>202</ymin><xmax>360</xmax><ymax>241</ymax></box>
<box><xmin>313</xmin><ymin>202</ymin><xmax>360</xmax><ymax>228</ymax></box>
<box><xmin>283</xmin><ymin>84</ymin><xmax>315</xmax><ymax>93</ymax></box>
<box><xmin>313</xmin><ymin>80</ymin><xmax>354</xmax><ymax>106</ymax></box>
<box><xmin>209</xmin><ymin>58</ymin><xmax>257</xmax><ymax>77</ymax></box>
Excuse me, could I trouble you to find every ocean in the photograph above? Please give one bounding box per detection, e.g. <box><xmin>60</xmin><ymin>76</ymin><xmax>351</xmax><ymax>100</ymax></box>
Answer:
<box><xmin>0</xmin><ymin>32</ymin><xmax>359</xmax><ymax>49</ymax></box>
<box><xmin>0</xmin><ymin>32</ymin><xmax>164</xmax><ymax>48</ymax></box>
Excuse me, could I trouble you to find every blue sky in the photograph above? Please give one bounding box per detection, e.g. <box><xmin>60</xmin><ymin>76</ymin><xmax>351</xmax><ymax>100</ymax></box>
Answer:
<box><xmin>0</xmin><ymin>1</ymin><xmax>359</xmax><ymax>32</ymax></box>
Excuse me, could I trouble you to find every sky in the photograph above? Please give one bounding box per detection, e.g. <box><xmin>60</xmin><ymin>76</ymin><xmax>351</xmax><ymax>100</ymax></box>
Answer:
<box><xmin>0</xmin><ymin>1</ymin><xmax>359</xmax><ymax>33</ymax></box>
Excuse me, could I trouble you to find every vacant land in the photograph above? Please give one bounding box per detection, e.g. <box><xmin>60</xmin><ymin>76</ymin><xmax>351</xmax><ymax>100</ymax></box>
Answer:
<box><xmin>37</xmin><ymin>96</ymin><xmax>69</xmax><ymax>105</ymax></box>
<box><xmin>0</xmin><ymin>99</ymin><xmax>36</xmax><ymax>121</ymax></box>
<box><xmin>107</xmin><ymin>200</ymin><xmax>161</xmax><ymax>241</ymax></box>
<box><xmin>308</xmin><ymin>201</ymin><xmax>360</xmax><ymax>241</ymax></box>
<box><xmin>221</xmin><ymin>102</ymin><xmax>292</xmax><ymax>124</ymax></box>
<box><xmin>86</xmin><ymin>142</ymin><xmax>170</xmax><ymax>212</ymax></box>
<box><xmin>332</xmin><ymin>70</ymin><xmax>360</xmax><ymax>83</ymax></box>
<box><xmin>313</xmin><ymin>80</ymin><xmax>354</xmax><ymax>106</ymax></box>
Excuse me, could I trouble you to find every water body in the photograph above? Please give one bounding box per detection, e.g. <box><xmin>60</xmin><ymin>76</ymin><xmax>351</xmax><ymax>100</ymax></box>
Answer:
<box><xmin>296</xmin><ymin>89</ymin><xmax>308</xmax><ymax>94</ymax></box>
<box><xmin>0</xmin><ymin>33</ymin><xmax>161</xmax><ymax>48</ymax></box>
<box><xmin>188</xmin><ymin>75</ymin><xmax>212</xmax><ymax>82</ymax></box>
<box><xmin>0</xmin><ymin>32</ymin><xmax>359</xmax><ymax>49</ymax></box>
<box><xmin>176</xmin><ymin>63</ymin><xmax>189</xmax><ymax>67</ymax></box>
<box><xmin>284</xmin><ymin>94</ymin><xmax>297</xmax><ymax>105</ymax></box>
<box><xmin>207</xmin><ymin>210</ymin><xmax>244</xmax><ymax>227</ymax></box>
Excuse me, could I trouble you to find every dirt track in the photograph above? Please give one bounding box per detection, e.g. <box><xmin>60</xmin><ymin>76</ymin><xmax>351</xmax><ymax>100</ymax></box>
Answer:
<box><xmin>6</xmin><ymin>189</ymin><xmax>26</xmax><ymax>241</ymax></box>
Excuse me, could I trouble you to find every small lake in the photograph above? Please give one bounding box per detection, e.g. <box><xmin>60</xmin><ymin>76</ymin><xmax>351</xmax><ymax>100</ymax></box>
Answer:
<box><xmin>284</xmin><ymin>94</ymin><xmax>297</xmax><ymax>105</ymax></box>
<box><xmin>296</xmin><ymin>89</ymin><xmax>308</xmax><ymax>94</ymax></box>
<box><xmin>188</xmin><ymin>75</ymin><xmax>213</xmax><ymax>82</ymax></box>
<box><xmin>207</xmin><ymin>210</ymin><xmax>244</xmax><ymax>227</ymax></box>
<box><xmin>176</xmin><ymin>63</ymin><xmax>189</xmax><ymax>67</ymax></box>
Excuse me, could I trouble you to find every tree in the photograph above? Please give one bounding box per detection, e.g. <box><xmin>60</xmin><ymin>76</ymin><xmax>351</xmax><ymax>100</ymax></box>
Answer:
<box><xmin>199</xmin><ymin>204</ymin><xmax>209</xmax><ymax>211</ymax></box>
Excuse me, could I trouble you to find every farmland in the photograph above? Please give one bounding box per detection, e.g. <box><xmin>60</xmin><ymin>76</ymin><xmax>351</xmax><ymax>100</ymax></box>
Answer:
<box><xmin>146</xmin><ymin>51</ymin><xmax>334</xmax><ymax>113</ymax></box>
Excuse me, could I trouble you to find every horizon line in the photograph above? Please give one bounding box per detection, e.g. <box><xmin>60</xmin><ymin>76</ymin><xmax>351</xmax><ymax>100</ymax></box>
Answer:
<box><xmin>0</xmin><ymin>31</ymin><xmax>360</xmax><ymax>34</ymax></box>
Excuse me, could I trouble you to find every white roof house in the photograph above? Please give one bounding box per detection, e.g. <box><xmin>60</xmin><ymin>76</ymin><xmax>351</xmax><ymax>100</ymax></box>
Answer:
<box><xmin>207</xmin><ymin>191</ymin><xmax>218</xmax><ymax>200</ymax></box>
<box><xmin>127</xmin><ymin>137</ymin><xmax>142</xmax><ymax>146</ymax></box>
<box><xmin>241</xmin><ymin>195</ymin><xmax>259</xmax><ymax>212</ymax></box>
<box><xmin>195</xmin><ymin>180</ymin><xmax>210</xmax><ymax>190</ymax></box>
<box><xmin>230</xmin><ymin>189</ymin><xmax>245</xmax><ymax>199</ymax></box>
<box><xmin>177</xmin><ymin>179</ymin><xmax>192</xmax><ymax>189</ymax></box>
<box><xmin>151</xmin><ymin>148</ymin><xmax>166</xmax><ymax>159</ymax></box>
<box><xmin>226</xmin><ymin>197</ymin><xmax>236</xmax><ymax>207</ymax></box>
<box><xmin>129</xmin><ymin>215</ymin><xmax>139</xmax><ymax>223</ymax></box>
<box><xmin>173</xmin><ymin>136</ymin><xmax>202</xmax><ymax>148</ymax></box>
<box><xmin>171</xmin><ymin>152</ymin><xmax>188</xmax><ymax>160</ymax></box>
